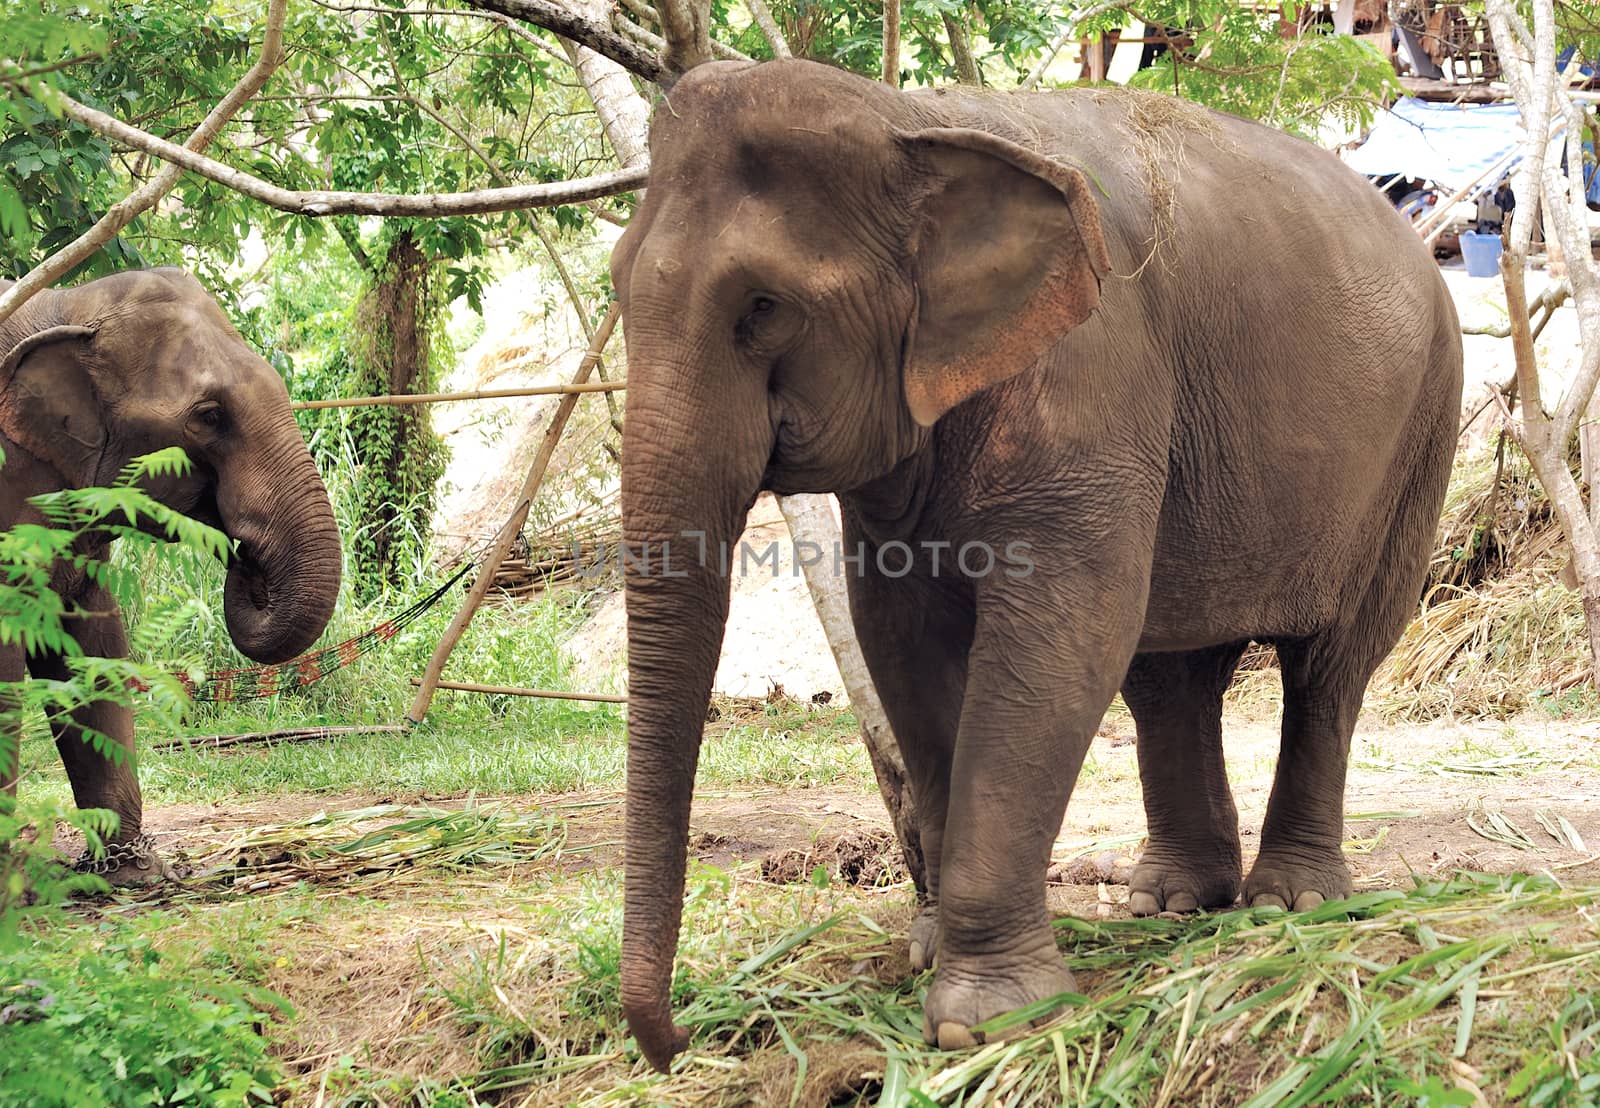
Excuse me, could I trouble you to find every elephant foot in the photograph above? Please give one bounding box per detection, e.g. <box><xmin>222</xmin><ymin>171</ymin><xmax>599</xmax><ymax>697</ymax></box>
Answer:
<box><xmin>1243</xmin><ymin>847</ymin><xmax>1351</xmax><ymax>911</ymax></box>
<box><xmin>920</xmin><ymin>940</ymin><xmax>1077</xmax><ymax>1049</ymax></box>
<box><xmin>1128</xmin><ymin>848</ymin><xmax>1241</xmax><ymax>917</ymax></box>
<box><xmin>75</xmin><ymin>833</ymin><xmax>170</xmax><ymax>888</ymax></box>
<box><xmin>908</xmin><ymin>902</ymin><xmax>941</xmax><ymax>971</ymax></box>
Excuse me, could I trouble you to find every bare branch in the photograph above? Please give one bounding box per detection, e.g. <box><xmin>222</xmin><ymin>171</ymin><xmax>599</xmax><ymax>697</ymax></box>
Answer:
<box><xmin>53</xmin><ymin>95</ymin><xmax>645</xmax><ymax>216</ymax></box>
<box><xmin>747</xmin><ymin>0</ymin><xmax>791</xmax><ymax>58</ymax></box>
<box><xmin>1461</xmin><ymin>282</ymin><xmax>1570</xmax><ymax>337</ymax></box>
<box><xmin>615</xmin><ymin>6</ymin><xmax>749</xmax><ymax>62</ymax></box>
<box><xmin>463</xmin><ymin>0</ymin><xmax>668</xmax><ymax>82</ymax></box>
<box><xmin>0</xmin><ymin>0</ymin><xmax>290</xmax><ymax>330</ymax></box>
<box><xmin>560</xmin><ymin>9</ymin><xmax>652</xmax><ymax>169</ymax></box>
<box><xmin>0</xmin><ymin>51</ymin><xmax>104</xmax><ymax>91</ymax></box>
<box><xmin>1021</xmin><ymin>1</ymin><xmax>1135</xmax><ymax>91</ymax></box>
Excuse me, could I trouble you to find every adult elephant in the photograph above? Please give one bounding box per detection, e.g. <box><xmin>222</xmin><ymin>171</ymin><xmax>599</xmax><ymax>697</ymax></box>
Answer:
<box><xmin>0</xmin><ymin>268</ymin><xmax>342</xmax><ymax>883</ymax></box>
<box><xmin>612</xmin><ymin>60</ymin><xmax>1462</xmax><ymax>1068</ymax></box>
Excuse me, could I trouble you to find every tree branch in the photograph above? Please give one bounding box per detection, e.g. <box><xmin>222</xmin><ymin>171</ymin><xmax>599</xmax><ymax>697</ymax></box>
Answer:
<box><xmin>613</xmin><ymin>8</ymin><xmax>748</xmax><ymax>62</ymax></box>
<box><xmin>0</xmin><ymin>0</ymin><xmax>290</xmax><ymax>330</ymax></box>
<box><xmin>747</xmin><ymin>0</ymin><xmax>792</xmax><ymax>58</ymax></box>
<box><xmin>943</xmin><ymin>11</ymin><xmax>981</xmax><ymax>85</ymax></box>
<box><xmin>0</xmin><ymin>51</ymin><xmax>104</xmax><ymax>91</ymax></box>
<box><xmin>51</xmin><ymin>94</ymin><xmax>645</xmax><ymax>216</ymax></box>
<box><xmin>463</xmin><ymin>0</ymin><xmax>668</xmax><ymax>82</ymax></box>
<box><xmin>655</xmin><ymin>0</ymin><xmax>712</xmax><ymax>77</ymax></box>
<box><xmin>1020</xmin><ymin>1</ymin><xmax>1135</xmax><ymax>90</ymax></box>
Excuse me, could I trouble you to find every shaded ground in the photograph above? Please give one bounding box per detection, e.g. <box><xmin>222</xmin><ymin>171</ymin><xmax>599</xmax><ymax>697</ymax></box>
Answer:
<box><xmin>98</xmin><ymin>710</ymin><xmax>1600</xmax><ymax>907</ymax></box>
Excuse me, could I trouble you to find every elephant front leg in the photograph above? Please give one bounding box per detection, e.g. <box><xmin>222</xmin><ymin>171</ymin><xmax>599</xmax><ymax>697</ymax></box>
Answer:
<box><xmin>923</xmin><ymin>574</ymin><xmax>1146</xmax><ymax>1049</ymax></box>
<box><xmin>28</xmin><ymin>588</ymin><xmax>163</xmax><ymax>886</ymax></box>
<box><xmin>1</xmin><ymin>643</ymin><xmax>23</xmax><ymax>799</ymax></box>
<box><xmin>843</xmin><ymin>524</ymin><xmax>972</xmax><ymax>972</ymax></box>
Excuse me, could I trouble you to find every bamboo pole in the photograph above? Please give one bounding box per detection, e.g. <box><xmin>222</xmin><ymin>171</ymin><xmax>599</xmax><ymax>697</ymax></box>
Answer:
<box><xmin>1415</xmin><ymin>147</ymin><xmax>1519</xmax><ymax>243</ymax></box>
<box><xmin>150</xmin><ymin>724</ymin><xmax>405</xmax><ymax>751</ymax></box>
<box><xmin>408</xmin><ymin>678</ymin><xmax>626</xmax><ymax>703</ymax></box>
<box><xmin>291</xmin><ymin>380</ymin><xmax>625</xmax><ymax>411</ymax></box>
<box><xmin>1415</xmin><ymin>122</ymin><xmax>1564</xmax><ymax>247</ymax></box>
<box><xmin>406</xmin><ymin>301</ymin><xmax>621</xmax><ymax>726</ymax></box>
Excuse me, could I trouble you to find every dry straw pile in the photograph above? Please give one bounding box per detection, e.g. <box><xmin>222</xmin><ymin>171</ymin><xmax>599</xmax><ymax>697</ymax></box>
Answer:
<box><xmin>1376</xmin><ymin>436</ymin><xmax>1590</xmax><ymax>719</ymax></box>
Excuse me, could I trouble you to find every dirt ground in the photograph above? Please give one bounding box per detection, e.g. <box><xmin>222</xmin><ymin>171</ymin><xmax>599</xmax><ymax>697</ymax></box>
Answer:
<box><xmin>117</xmin><ymin>707</ymin><xmax>1600</xmax><ymax>917</ymax></box>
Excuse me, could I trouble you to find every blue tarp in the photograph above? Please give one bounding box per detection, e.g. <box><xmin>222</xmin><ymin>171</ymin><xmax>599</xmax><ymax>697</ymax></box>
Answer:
<box><xmin>1344</xmin><ymin>97</ymin><xmax>1524</xmax><ymax>193</ymax></box>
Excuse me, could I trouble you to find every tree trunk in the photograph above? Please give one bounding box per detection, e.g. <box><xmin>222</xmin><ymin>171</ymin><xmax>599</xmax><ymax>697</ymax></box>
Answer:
<box><xmin>346</xmin><ymin>230</ymin><xmax>447</xmax><ymax>596</ymax></box>
<box><xmin>882</xmin><ymin>0</ymin><xmax>901</xmax><ymax>86</ymax></box>
<box><xmin>565</xmin><ymin>39</ymin><xmax>923</xmax><ymax>891</ymax></box>
<box><xmin>561</xmin><ymin>33</ymin><xmax>651</xmax><ymax>170</ymax></box>
<box><xmin>1487</xmin><ymin>0</ymin><xmax>1600</xmax><ymax>685</ymax></box>
<box><xmin>746</xmin><ymin>0</ymin><xmax>791</xmax><ymax>58</ymax></box>
<box><xmin>943</xmin><ymin>11</ymin><xmax>981</xmax><ymax>85</ymax></box>
<box><xmin>777</xmin><ymin>494</ymin><xmax>926</xmax><ymax>895</ymax></box>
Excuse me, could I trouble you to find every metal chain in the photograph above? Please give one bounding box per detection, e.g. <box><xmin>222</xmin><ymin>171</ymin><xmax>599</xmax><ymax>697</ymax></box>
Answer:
<box><xmin>73</xmin><ymin>833</ymin><xmax>161</xmax><ymax>876</ymax></box>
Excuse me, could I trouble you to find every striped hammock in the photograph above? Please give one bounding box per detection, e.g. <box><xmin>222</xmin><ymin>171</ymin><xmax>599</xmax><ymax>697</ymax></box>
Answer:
<box><xmin>171</xmin><ymin>560</ymin><xmax>476</xmax><ymax>703</ymax></box>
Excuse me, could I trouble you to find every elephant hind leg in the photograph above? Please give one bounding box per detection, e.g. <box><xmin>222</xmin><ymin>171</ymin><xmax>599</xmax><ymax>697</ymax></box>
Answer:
<box><xmin>1247</xmin><ymin>431</ymin><xmax>1451</xmax><ymax>911</ymax></box>
<box><xmin>1123</xmin><ymin>642</ymin><xmax>1249</xmax><ymax>916</ymax></box>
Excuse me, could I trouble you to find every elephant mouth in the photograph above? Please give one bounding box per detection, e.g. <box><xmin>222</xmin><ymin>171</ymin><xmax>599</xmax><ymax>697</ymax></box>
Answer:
<box><xmin>187</xmin><ymin>484</ymin><xmax>227</xmax><ymax>536</ymax></box>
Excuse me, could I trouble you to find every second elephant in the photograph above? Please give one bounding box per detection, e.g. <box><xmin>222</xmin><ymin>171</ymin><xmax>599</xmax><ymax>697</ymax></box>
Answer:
<box><xmin>0</xmin><ymin>268</ymin><xmax>342</xmax><ymax>883</ymax></box>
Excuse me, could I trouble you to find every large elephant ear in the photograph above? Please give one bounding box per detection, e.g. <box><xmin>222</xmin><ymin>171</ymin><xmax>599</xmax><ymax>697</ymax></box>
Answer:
<box><xmin>0</xmin><ymin>325</ymin><xmax>105</xmax><ymax>484</ymax></box>
<box><xmin>895</xmin><ymin>128</ymin><xmax>1112</xmax><ymax>427</ymax></box>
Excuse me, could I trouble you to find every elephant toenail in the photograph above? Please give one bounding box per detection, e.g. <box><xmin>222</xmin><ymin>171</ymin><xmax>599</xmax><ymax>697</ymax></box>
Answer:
<box><xmin>937</xmin><ymin>1022</ymin><xmax>980</xmax><ymax>1050</ymax></box>
<box><xmin>1292</xmin><ymin>891</ymin><xmax>1325</xmax><ymax>911</ymax></box>
<box><xmin>1166</xmin><ymin>892</ymin><xmax>1199</xmax><ymax>913</ymax></box>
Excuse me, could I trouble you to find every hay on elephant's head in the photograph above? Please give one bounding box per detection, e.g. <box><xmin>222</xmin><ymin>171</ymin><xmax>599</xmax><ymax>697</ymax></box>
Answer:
<box><xmin>1099</xmin><ymin>88</ymin><xmax>1224</xmax><ymax>272</ymax></box>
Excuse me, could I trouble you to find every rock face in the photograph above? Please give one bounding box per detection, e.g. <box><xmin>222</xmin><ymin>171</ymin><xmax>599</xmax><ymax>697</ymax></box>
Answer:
<box><xmin>563</xmin><ymin>494</ymin><xmax>848</xmax><ymax>704</ymax></box>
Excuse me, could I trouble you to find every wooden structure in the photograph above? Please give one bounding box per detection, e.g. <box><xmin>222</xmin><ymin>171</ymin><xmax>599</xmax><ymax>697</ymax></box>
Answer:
<box><xmin>406</xmin><ymin>302</ymin><xmax>622</xmax><ymax>725</ymax></box>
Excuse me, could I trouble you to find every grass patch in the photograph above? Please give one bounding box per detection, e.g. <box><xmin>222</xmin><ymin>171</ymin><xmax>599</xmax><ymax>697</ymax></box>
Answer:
<box><xmin>195</xmin><ymin>802</ymin><xmax>567</xmax><ymax>893</ymax></box>
<box><xmin>126</xmin><ymin>866</ymin><xmax>1600</xmax><ymax>1106</ymax></box>
<box><xmin>61</xmin><ymin>834</ymin><xmax>1597</xmax><ymax>1107</ymax></box>
<box><xmin>17</xmin><ymin>699</ymin><xmax>872</xmax><ymax>809</ymax></box>
<box><xmin>0</xmin><ymin>926</ymin><xmax>287</xmax><ymax>1107</ymax></box>
<box><xmin>487</xmin><ymin>870</ymin><xmax>1600</xmax><ymax>1105</ymax></box>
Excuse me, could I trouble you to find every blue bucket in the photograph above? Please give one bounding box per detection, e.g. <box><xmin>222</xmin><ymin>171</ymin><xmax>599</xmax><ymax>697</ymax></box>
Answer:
<box><xmin>1461</xmin><ymin>231</ymin><xmax>1504</xmax><ymax>278</ymax></box>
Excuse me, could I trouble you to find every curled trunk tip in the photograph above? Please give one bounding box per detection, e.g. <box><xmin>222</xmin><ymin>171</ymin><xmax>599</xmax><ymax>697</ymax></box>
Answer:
<box><xmin>625</xmin><ymin>1003</ymin><xmax>691</xmax><ymax>1073</ymax></box>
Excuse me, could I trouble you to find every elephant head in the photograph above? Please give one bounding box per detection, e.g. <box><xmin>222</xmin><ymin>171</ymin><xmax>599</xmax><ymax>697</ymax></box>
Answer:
<box><xmin>608</xmin><ymin>59</ymin><xmax>1110</xmax><ymax>1070</ymax></box>
<box><xmin>0</xmin><ymin>268</ymin><xmax>341</xmax><ymax>664</ymax></box>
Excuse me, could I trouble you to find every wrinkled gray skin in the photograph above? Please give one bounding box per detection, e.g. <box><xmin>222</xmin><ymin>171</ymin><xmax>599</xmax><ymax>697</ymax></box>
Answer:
<box><xmin>612</xmin><ymin>59</ymin><xmax>1463</xmax><ymax>1069</ymax></box>
<box><xmin>0</xmin><ymin>268</ymin><xmax>341</xmax><ymax>883</ymax></box>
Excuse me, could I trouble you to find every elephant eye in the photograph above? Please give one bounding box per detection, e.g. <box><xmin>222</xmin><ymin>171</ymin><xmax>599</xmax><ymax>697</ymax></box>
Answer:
<box><xmin>192</xmin><ymin>404</ymin><xmax>229</xmax><ymax>434</ymax></box>
<box><xmin>736</xmin><ymin>293</ymin><xmax>784</xmax><ymax>347</ymax></box>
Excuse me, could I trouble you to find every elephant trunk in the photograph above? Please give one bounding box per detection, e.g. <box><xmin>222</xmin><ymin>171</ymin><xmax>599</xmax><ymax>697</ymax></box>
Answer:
<box><xmin>619</xmin><ymin>380</ymin><xmax>767</xmax><ymax>1072</ymax></box>
<box><xmin>219</xmin><ymin>434</ymin><xmax>342</xmax><ymax>664</ymax></box>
